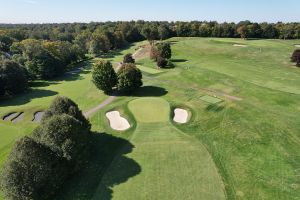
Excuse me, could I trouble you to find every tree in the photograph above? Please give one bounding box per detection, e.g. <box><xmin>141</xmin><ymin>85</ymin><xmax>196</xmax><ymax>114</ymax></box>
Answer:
<box><xmin>156</xmin><ymin>56</ymin><xmax>168</xmax><ymax>68</ymax></box>
<box><xmin>33</xmin><ymin>114</ymin><xmax>90</xmax><ymax>169</ymax></box>
<box><xmin>0</xmin><ymin>59</ymin><xmax>28</xmax><ymax>95</ymax></box>
<box><xmin>42</xmin><ymin>96</ymin><xmax>91</xmax><ymax>129</ymax></box>
<box><xmin>0</xmin><ymin>136</ymin><xmax>67</xmax><ymax>200</ymax></box>
<box><xmin>150</xmin><ymin>45</ymin><xmax>160</xmax><ymax>61</ymax></box>
<box><xmin>237</xmin><ymin>25</ymin><xmax>249</xmax><ymax>39</ymax></box>
<box><xmin>0</xmin><ymin>34</ymin><xmax>14</xmax><ymax>52</ymax></box>
<box><xmin>291</xmin><ymin>49</ymin><xmax>300</xmax><ymax>67</ymax></box>
<box><xmin>158</xmin><ymin>24</ymin><xmax>170</xmax><ymax>40</ymax></box>
<box><xmin>156</xmin><ymin>42</ymin><xmax>172</xmax><ymax>59</ymax></box>
<box><xmin>89</xmin><ymin>33</ymin><xmax>112</xmax><ymax>55</ymax></box>
<box><xmin>92</xmin><ymin>60</ymin><xmax>117</xmax><ymax>94</ymax></box>
<box><xmin>117</xmin><ymin>63</ymin><xmax>143</xmax><ymax>92</ymax></box>
<box><xmin>123</xmin><ymin>53</ymin><xmax>135</xmax><ymax>64</ymax></box>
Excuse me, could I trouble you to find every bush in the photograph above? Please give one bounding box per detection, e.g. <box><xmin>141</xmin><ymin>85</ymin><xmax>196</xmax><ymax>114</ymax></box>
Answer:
<box><xmin>156</xmin><ymin>42</ymin><xmax>172</xmax><ymax>59</ymax></box>
<box><xmin>291</xmin><ymin>49</ymin><xmax>300</xmax><ymax>66</ymax></box>
<box><xmin>123</xmin><ymin>53</ymin><xmax>135</xmax><ymax>64</ymax></box>
<box><xmin>150</xmin><ymin>45</ymin><xmax>159</xmax><ymax>61</ymax></box>
<box><xmin>0</xmin><ymin>59</ymin><xmax>28</xmax><ymax>96</ymax></box>
<box><xmin>0</xmin><ymin>137</ymin><xmax>67</xmax><ymax>200</ymax></box>
<box><xmin>92</xmin><ymin>60</ymin><xmax>117</xmax><ymax>94</ymax></box>
<box><xmin>33</xmin><ymin>114</ymin><xmax>90</xmax><ymax>169</ymax></box>
<box><xmin>117</xmin><ymin>63</ymin><xmax>143</xmax><ymax>93</ymax></box>
<box><xmin>156</xmin><ymin>56</ymin><xmax>168</xmax><ymax>68</ymax></box>
<box><xmin>42</xmin><ymin>96</ymin><xmax>91</xmax><ymax>130</ymax></box>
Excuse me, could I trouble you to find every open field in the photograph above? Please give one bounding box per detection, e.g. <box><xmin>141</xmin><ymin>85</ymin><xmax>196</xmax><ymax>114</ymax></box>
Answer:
<box><xmin>1</xmin><ymin>38</ymin><xmax>300</xmax><ymax>199</ymax></box>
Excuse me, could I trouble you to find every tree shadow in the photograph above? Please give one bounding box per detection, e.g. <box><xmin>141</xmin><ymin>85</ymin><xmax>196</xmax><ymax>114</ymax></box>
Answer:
<box><xmin>170</xmin><ymin>59</ymin><xmax>188</xmax><ymax>63</ymax></box>
<box><xmin>0</xmin><ymin>89</ymin><xmax>58</xmax><ymax>107</ymax></box>
<box><xmin>116</xmin><ymin>86</ymin><xmax>168</xmax><ymax>97</ymax></box>
<box><xmin>55</xmin><ymin>132</ymin><xmax>141</xmax><ymax>200</ymax></box>
<box><xmin>206</xmin><ymin>104</ymin><xmax>225</xmax><ymax>112</ymax></box>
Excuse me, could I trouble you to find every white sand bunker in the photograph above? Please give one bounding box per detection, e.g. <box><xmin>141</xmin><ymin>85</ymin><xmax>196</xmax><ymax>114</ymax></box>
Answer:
<box><xmin>32</xmin><ymin>111</ymin><xmax>45</xmax><ymax>123</ymax></box>
<box><xmin>173</xmin><ymin>108</ymin><xmax>189</xmax><ymax>124</ymax></box>
<box><xmin>295</xmin><ymin>44</ymin><xmax>300</xmax><ymax>47</ymax></box>
<box><xmin>233</xmin><ymin>44</ymin><xmax>247</xmax><ymax>47</ymax></box>
<box><xmin>3</xmin><ymin>112</ymin><xmax>18</xmax><ymax>121</ymax></box>
<box><xmin>106</xmin><ymin>111</ymin><xmax>130</xmax><ymax>131</ymax></box>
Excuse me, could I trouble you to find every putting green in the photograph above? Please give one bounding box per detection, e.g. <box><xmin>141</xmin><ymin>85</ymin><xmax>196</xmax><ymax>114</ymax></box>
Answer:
<box><xmin>128</xmin><ymin>98</ymin><xmax>170</xmax><ymax>123</ymax></box>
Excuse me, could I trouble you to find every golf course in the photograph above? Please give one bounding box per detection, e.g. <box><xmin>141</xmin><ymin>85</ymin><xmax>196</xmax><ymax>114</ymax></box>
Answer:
<box><xmin>1</xmin><ymin>37</ymin><xmax>300</xmax><ymax>200</ymax></box>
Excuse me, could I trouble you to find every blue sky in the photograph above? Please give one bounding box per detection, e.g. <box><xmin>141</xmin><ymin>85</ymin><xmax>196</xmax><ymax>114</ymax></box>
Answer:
<box><xmin>0</xmin><ymin>0</ymin><xmax>299</xmax><ymax>23</ymax></box>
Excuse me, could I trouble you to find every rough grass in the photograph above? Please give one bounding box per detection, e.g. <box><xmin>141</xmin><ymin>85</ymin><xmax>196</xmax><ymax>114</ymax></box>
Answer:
<box><xmin>200</xmin><ymin>95</ymin><xmax>223</xmax><ymax>104</ymax></box>
<box><xmin>128</xmin><ymin>98</ymin><xmax>170</xmax><ymax>123</ymax></box>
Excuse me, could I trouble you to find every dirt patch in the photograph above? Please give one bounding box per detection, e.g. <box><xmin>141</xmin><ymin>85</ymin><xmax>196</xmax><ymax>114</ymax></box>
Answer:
<box><xmin>173</xmin><ymin>108</ymin><xmax>189</xmax><ymax>124</ymax></box>
<box><xmin>233</xmin><ymin>44</ymin><xmax>247</xmax><ymax>47</ymax></box>
<box><xmin>106</xmin><ymin>111</ymin><xmax>130</xmax><ymax>131</ymax></box>
<box><xmin>32</xmin><ymin>111</ymin><xmax>45</xmax><ymax>123</ymax></box>
<box><xmin>295</xmin><ymin>45</ymin><xmax>300</xmax><ymax>48</ymax></box>
<box><xmin>133</xmin><ymin>44</ymin><xmax>151</xmax><ymax>60</ymax></box>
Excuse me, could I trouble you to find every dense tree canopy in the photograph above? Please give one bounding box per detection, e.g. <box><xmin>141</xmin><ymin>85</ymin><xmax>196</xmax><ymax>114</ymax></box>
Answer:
<box><xmin>123</xmin><ymin>53</ymin><xmax>135</xmax><ymax>64</ymax></box>
<box><xmin>117</xmin><ymin>63</ymin><xmax>143</xmax><ymax>92</ymax></box>
<box><xmin>291</xmin><ymin>49</ymin><xmax>300</xmax><ymax>67</ymax></box>
<box><xmin>0</xmin><ymin>59</ymin><xmax>28</xmax><ymax>96</ymax></box>
<box><xmin>92</xmin><ymin>60</ymin><xmax>117</xmax><ymax>94</ymax></box>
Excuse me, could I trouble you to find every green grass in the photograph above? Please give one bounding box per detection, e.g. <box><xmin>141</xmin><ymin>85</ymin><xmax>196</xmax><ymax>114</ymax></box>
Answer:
<box><xmin>128</xmin><ymin>98</ymin><xmax>170</xmax><ymax>123</ymax></box>
<box><xmin>1</xmin><ymin>38</ymin><xmax>300</xmax><ymax>200</ymax></box>
<box><xmin>200</xmin><ymin>95</ymin><xmax>223</xmax><ymax>104</ymax></box>
<box><xmin>136</xmin><ymin>64</ymin><xmax>163</xmax><ymax>74</ymax></box>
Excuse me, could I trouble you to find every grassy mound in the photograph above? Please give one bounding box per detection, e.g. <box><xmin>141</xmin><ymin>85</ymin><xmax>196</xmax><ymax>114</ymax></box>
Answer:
<box><xmin>128</xmin><ymin>98</ymin><xmax>170</xmax><ymax>123</ymax></box>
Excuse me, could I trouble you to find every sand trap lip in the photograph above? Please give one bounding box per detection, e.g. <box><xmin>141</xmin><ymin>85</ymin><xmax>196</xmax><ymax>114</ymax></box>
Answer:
<box><xmin>173</xmin><ymin>108</ymin><xmax>189</xmax><ymax>124</ymax></box>
<box><xmin>233</xmin><ymin>44</ymin><xmax>247</xmax><ymax>47</ymax></box>
<box><xmin>12</xmin><ymin>112</ymin><xmax>24</xmax><ymax>123</ymax></box>
<box><xmin>295</xmin><ymin>44</ymin><xmax>300</xmax><ymax>47</ymax></box>
<box><xmin>32</xmin><ymin>111</ymin><xmax>45</xmax><ymax>123</ymax></box>
<box><xmin>106</xmin><ymin>111</ymin><xmax>130</xmax><ymax>131</ymax></box>
<box><xmin>3</xmin><ymin>112</ymin><xmax>19</xmax><ymax>121</ymax></box>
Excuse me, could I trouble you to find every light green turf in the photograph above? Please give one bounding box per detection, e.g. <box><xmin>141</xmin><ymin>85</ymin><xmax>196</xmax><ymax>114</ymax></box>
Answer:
<box><xmin>128</xmin><ymin>98</ymin><xmax>170</xmax><ymax>123</ymax></box>
<box><xmin>93</xmin><ymin>122</ymin><xmax>226</xmax><ymax>200</ymax></box>
<box><xmin>200</xmin><ymin>95</ymin><xmax>223</xmax><ymax>104</ymax></box>
<box><xmin>136</xmin><ymin>65</ymin><xmax>163</xmax><ymax>74</ymax></box>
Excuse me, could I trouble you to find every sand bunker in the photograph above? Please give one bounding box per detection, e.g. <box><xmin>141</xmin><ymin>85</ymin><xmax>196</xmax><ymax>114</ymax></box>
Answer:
<box><xmin>233</xmin><ymin>44</ymin><xmax>247</xmax><ymax>47</ymax></box>
<box><xmin>3</xmin><ymin>112</ymin><xmax>19</xmax><ymax>121</ymax></box>
<box><xmin>295</xmin><ymin>44</ymin><xmax>300</xmax><ymax>48</ymax></box>
<box><xmin>106</xmin><ymin>111</ymin><xmax>130</xmax><ymax>131</ymax></box>
<box><xmin>32</xmin><ymin>111</ymin><xmax>45</xmax><ymax>123</ymax></box>
<box><xmin>173</xmin><ymin>108</ymin><xmax>189</xmax><ymax>124</ymax></box>
<box><xmin>12</xmin><ymin>112</ymin><xmax>24</xmax><ymax>123</ymax></box>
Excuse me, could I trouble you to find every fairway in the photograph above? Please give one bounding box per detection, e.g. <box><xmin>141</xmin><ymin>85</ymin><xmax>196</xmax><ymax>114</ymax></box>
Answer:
<box><xmin>93</xmin><ymin>123</ymin><xmax>226</xmax><ymax>200</ymax></box>
<box><xmin>200</xmin><ymin>95</ymin><xmax>223</xmax><ymax>104</ymax></box>
<box><xmin>136</xmin><ymin>65</ymin><xmax>163</xmax><ymax>74</ymax></box>
<box><xmin>128</xmin><ymin>98</ymin><xmax>170</xmax><ymax>123</ymax></box>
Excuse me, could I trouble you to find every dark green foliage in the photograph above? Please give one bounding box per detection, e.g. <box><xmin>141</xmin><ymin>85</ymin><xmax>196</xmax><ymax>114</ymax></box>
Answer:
<box><xmin>0</xmin><ymin>59</ymin><xmax>28</xmax><ymax>96</ymax></box>
<box><xmin>0</xmin><ymin>34</ymin><xmax>13</xmax><ymax>52</ymax></box>
<box><xmin>0</xmin><ymin>137</ymin><xmax>67</xmax><ymax>200</ymax></box>
<box><xmin>156</xmin><ymin>56</ymin><xmax>168</xmax><ymax>68</ymax></box>
<box><xmin>33</xmin><ymin>114</ymin><xmax>90</xmax><ymax>168</ymax></box>
<box><xmin>117</xmin><ymin>63</ymin><xmax>143</xmax><ymax>93</ymax></box>
<box><xmin>123</xmin><ymin>53</ymin><xmax>135</xmax><ymax>64</ymax></box>
<box><xmin>158</xmin><ymin>24</ymin><xmax>170</xmax><ymax>40</ymax></box>
<box><xmin>92</xmin><ymin>60</ymin><xmax>117</xmax><ymax>94</ymax></box>
<box><xmin>42</xmin><ymin>96</ymin><xmax>91</xmax><ymax>129</ymax></box>
<box><xmin>156</xmin><ymin>42</ymin><xmax>172</xmax><ymax>59</ymax></box>
<box><xmin>291</xmin><ymin>49</ymin><xmax>300</xmax><ymax>66</ymax></box>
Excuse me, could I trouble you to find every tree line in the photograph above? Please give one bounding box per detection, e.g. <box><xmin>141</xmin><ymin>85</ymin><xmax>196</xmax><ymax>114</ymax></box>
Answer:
<box><xmin>1</xmin><ymin>20</ymin><xmax>300</xmax><ymax>98</ymax></box>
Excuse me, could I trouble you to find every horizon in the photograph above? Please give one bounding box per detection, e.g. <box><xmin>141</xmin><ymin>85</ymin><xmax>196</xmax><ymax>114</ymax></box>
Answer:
<box><xmin>0</xmin><ymin>0</ymin><xmax>299</xmax><ymax>24</ymax></box>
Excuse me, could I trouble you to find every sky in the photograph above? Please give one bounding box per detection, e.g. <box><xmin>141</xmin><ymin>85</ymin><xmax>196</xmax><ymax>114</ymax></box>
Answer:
<box><xmin>0</xmin><ymin>0</ymin><xmax>299</xmax><ymax>24</ymax></box>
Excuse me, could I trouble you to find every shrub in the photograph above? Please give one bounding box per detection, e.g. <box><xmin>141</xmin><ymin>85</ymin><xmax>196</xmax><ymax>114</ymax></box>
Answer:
<box><xmin>33</xmin><ymin>114</ymin><xmax>90</xmax><ymax>170</ymax></box>
<box><xmin>92</xmin><ymin>60</ymin><xmax>117</xmax><ymax>94</ymax></box>
<box><xmin>156</xmin><ymin>56</ymin><xmax>168</xmax><ymax>68</ymax></box>
<box><xmin>156</xmin><ymin>42</ymin><xmax>172</xmax><ymax>59</ymax></box>
<box><xmin>0</xmin><ymin>137</ymin><xmax>67</xmax><ymax>200</ymax></box>
<box><xmin>291</xmin><ymin>49</ymin><xmax>300</xmax><ymax>66</ymax></box>
<box><xmin>42</xmin><ymin>96</ymin><xmax>91</xmax><ymax>129</ymax></box>
<box><xmin>0</xmin><ymin>59</ymin><xmax>28</xmax><ymax>96</ymax></box>
<box><xmin>117</xmin><ymin>63</ymin><xmax>143</xmax><ymax>93</ymax></box>
<box><xmin>123</xmin><ymin>53</ymin><xmax>135</xmax><ymax>64</ymax></box>
<box><xmin>150</xmin><ymin>45</ymin><xmax>159</xmax><ymax>61</ymax></box>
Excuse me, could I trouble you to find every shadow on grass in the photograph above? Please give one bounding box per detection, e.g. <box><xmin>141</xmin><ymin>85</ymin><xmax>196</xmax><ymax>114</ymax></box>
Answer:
<box><xmin>0</xmin><ymin>89</ymin><xmax>58</xmax><ymax>107</ymax></box>
<box><xmin>117</xmin><ymin>86</ymin><xmax>168</xmax><ymax>97</ymax></box>
<box><xmin>56</xmin><ymin>132</ymin><xmax>141</xmax><ymax>200</ymax></box>
<box><xmin>206</xmin><ymin>104</ymin><xmax>225</xmax><ymax>112</ymax></box>
<box><xmin>170</xmin><ymin>59</ymin><xmax>188</xmax><ymax>63</ymax></box>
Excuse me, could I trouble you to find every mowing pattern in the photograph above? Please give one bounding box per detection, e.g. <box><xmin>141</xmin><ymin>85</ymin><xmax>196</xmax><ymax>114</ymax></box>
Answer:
<box><xmin>128</xmin><ymin>98</ymin><xmax>170</xmax><ymax>123</ymax></box>
<box><xmin>94</xmin><ymin>123</ymin><xmax>226</xmax><ymax>200</ymax></box>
